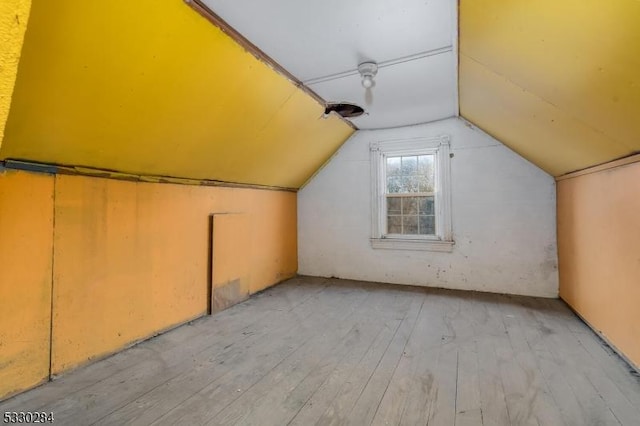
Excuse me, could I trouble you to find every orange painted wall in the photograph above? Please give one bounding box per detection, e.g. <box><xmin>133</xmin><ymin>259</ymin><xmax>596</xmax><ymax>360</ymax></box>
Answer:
<box><xmin>0</xmin><ymin>169</ymin><xmax>296</xmax><ymax>396</ymax></box>
<box><xmin>558</xmin><ymin>159</ymin><xmax>640</xmax><ymax>368</ymax></box>
<box><xmin>51</xmin><ymin>174</ymin><xmax>297</xmax><ymax>374</ymax></box>
<box><xmin>0</xmin><ymin>169</ymin><xmax>53</xmax><ymax>399</ymax></box>
<box><xmin>211</xmin><ymin>213</ymin><xmax>251</xmax><ymax>312</ymax></box>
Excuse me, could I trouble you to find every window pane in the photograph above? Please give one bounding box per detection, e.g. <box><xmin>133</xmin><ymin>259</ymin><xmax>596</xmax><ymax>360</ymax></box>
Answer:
<box><xmin>400</xmin><ymin>176</ymin><xmax>420</xmax><ymax>192</ymax></box>
<box><xmin>418</xmin><ymin>196</ymin><xmax>435</xmax><ymax>215</ymax></box>
<box><xmin>401</xmin><ymin>156</ymin><xmax>418</xmax><ymax>175</ymax></box>
<box><xmin>402</xmin><ymin>197</ymin><xmax>418</xmax><ymax>214</ymax></box>
<box><xmin>375</xmin><ymin>143</ymin><xmax>450</xmax><ymax>240</ymax></box>
<box><xmin>387</xmin><ymin>215</ymin><xmax>402</xmax><ymax>234</ymax></box>
<box><xmin>419</xmin><ymin>215</ymin><xmax>435</xmax><ymax>235</ymax></box>
<box><xmin>418</xmin><ymin>155</ymin><xmax>435</xmax><ymax>192</ymax></box>
<box><xmin>383</xmin><ymin>154</ymin><xmax>439</xmax><ymax>237</ymax></box>
<box><xmin>403</xmin><ymin>216</ymin><xmax>419</xmax><ymax>234</ymax></box>
<box><xmin>386</xmin><ymin>157</ymin><xmax>401</xmax><ymax>176</ymax></box>
<box><xmin>387</xmin><ymin>176</ymin><xmax>402</xmax><ymax>193</ymax></box>
<box><xmin>418</xmin><ymin>155</ymin><xmax>434</xmax><ymax>175</ymax></box>
<box><xmin>397</xmin><ymin>176</ymin><xmax>407</xmax><ymax>193</ymax></box>
<box><xmin>387</xmin><ymin>197</ymin><xmax>401</xmax><ymax>214</ymax></box>
<box><xmin>387</xmin><ymin>155</ymin><xmax>435</xmax><ymax>194</ymax></box>
<box><xmin>417</xmin><ymin>175</ymin><xmax>434</xmax><ymax>192</ymax></box>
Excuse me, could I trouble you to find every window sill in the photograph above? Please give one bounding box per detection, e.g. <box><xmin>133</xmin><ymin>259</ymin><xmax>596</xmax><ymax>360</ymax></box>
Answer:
<box><xmin>370</xmin><ymin>238</ymin><xmax>454</xmax><ymax>252</ymax></box>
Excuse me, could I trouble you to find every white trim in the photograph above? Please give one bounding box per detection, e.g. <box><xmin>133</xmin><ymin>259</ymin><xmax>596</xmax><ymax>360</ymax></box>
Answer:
<box><xmin>555</xmin><ymin>153</ymin><xmax>640</xmax><ymax>181</ymax></box>
<box><xmin>370</xmin><ymin>135</ymin><xmax>453</xmax><ymax>252</ymax></box>
<box><xmin>370</xmin><ymin>238</ymin><xmax>454</xmax><ymax>252</ymax></box>
<box><xmin>438</xmin><ymin>138</ymin><xmax>453</xmax><ymax>241</ymax></box>
<box><xmin>303</xmin><ymin>46</ymin><xmax>453</xmax><ymax>86</ymax></box>
<box><xmin>451</xmin><ymin>0</ymin><xmax>459</xmax><ymax>116</ymax></box>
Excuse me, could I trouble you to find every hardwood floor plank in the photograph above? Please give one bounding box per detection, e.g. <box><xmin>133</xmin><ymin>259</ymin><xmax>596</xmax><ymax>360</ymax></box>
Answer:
<box><xmin>395</xmin><ymin>291</ymin><xmax>452</xmax><ymax>426</ymax></box>
<box><xmin>545</xmin><ymin>299</ymin><xmax>640</xmax><ymax>413</ymax></box>
<box><xmin>103</xmin><ymin>301</ymin><xmax>343</xmax><ymax>424</ymax></box>
<box><xmin>465</xmin><ymin>294</ymin><xmax>510</xmax><ymax>426</ymax></box>
<box><xmin>454</xmin><ymin>342</ymin><xmax>482</xmax><ymax>426</ymax></box>
<box><xmin>2</xmin><ymin>278</ymin><xmax>639</xmax><ymax>426</ymax></box>
<box><xmin>515</xmin><ymin>298</ymin><xmax>619</xmax><ymax>425</ymax></box>
<box><xmin>144</xmin><ymin>284</ymin><xmax>372</xmax><ymax>426</ymax></box>
<box><xmin>498</xmin><ymin>298</ymin><xmax>565</xmax><ymax>426</ymax></box>
<box><xmin>476</xmin><ymin>337</ymin><xmax>510</xmax><ymax>426</ymax></box>
<box><xmin>345</xmin><ymin>295</ymin><xmax>425</xmax><ymax>425</ymax></box>
<box><xmin>204</xmin><ymin>287</ymin><xmax>378</xmax><ymax>426</ymax></box>
<box><xmin>426</xmin><ymin>340</ymin><xmax>458</xmax><ymax>426</ymax></box>
<box><xmin>501</xmin><ymin>298</ymin><xmax>586</xmax><ymax>426</ymax></box>
<box><xmin>573</xmin><ymin>330</ymin><xmax>640</xmax><ymax>406</ymax></box>
<box><xmin>0</xmin><ymin>279</ymin><xmax>329</xmax><ymax>412</ymax></box>
<box><xmin>16</xmin><ymin>280</ymin><xmax>340</xmax><ymax>425</ymax></box>
<box><xmin>523</xmin><ymin>298</ymin><xmax>633</xmax><ymax>425</ymax></box>
<box><xmin>490</xmin><ymin>297</ymin><xmax>540</xmax><ymax>426</ymax></box>
<box><xmin>286</xmin><ymin>287</ymin><xmax>415</xmax><ymax>426</ymax></box>
<box><xmin>371</xmin><ymin>290</ymin><xmax>449</xmax><ymax>426</ymax></box>
<box><xmin>215</xmin><ymin>287</ymin><xmax>419</xmax><ymax>426</ymax></box>
<box><xmin>313</xmin><ymin>312</ymin><xmax>409</xmax><ymax>425</ymax></box>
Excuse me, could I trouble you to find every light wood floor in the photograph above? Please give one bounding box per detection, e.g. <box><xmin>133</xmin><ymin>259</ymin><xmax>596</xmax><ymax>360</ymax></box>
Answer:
<box><xmin>2</xmin><ymin>277</ymin><xmax>640</xmax><ymax>425</ymax></box>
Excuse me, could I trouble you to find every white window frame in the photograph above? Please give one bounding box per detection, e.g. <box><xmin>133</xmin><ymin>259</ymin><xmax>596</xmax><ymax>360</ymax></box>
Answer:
<box><xmin>370</xmin><ymin>135</ymin><xmax>454</xmax><ymax>252</ymax></box>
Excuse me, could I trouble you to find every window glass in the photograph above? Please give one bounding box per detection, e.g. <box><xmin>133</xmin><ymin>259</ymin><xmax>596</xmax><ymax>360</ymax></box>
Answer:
<box><xmin>385</xmin><ymin>154</ymin><xmax>436</xmax><ymax>235</ymax></box>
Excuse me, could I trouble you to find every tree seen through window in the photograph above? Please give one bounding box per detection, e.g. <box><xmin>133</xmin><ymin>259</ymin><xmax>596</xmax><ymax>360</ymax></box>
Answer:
<box><xmin>385</xmin><ymin>155</ymin><xmax>435</xmax><ymax>235</ymax></box>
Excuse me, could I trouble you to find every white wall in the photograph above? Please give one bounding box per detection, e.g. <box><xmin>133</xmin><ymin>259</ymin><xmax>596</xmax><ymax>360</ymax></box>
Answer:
<box><xmin>298</xmin><ymin>117</ymin><xmax>558</xmax><ymax>297</ymax></box>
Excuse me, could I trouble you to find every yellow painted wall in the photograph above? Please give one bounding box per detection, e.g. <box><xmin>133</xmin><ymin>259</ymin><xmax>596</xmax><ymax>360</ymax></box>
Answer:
<box><xmin>0</xmin><ymin>0</ymin><xmax>31</xmax><ymax>146</ymax></box>
<box><xmin>51</xmin><ymin>173</ymin><xmax>297</xmax><ymax>374</ymax></box>
<box><xmin>0</xmin><ymin>169</ymin><xmax>53</xmax><ymax>400</ymax></box>
<box><xmin>460</xmin><ymin>0</ymin><xmax>640</xmax><ymax>176</ymax></box>
<box><xmin>1</xmin><ymin>0</ymin><xmax>353</xmax><ymax>188</ymax></box>
<box><xmin>558</xmin><ymin>159</ymin><xmax>640</xmax><ymax>368</ymax></box>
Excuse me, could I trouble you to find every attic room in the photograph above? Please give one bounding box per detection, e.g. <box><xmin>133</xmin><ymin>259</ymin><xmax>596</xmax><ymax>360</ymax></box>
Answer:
<box><xmin>0</xmin><ymin>0</ymin><xmax>638</xmax><ymax>424</ymax></box>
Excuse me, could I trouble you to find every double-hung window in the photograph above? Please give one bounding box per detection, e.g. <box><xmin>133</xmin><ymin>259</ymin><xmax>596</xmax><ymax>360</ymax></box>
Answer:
<box><xmin>370</xmin><ymin>135</ymin><xmax>453</xmax><ymax>252</ymax></box>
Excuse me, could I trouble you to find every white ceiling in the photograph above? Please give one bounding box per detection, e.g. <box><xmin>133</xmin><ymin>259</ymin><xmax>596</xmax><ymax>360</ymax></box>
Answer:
<box><xmin>202</xmin><ymin>0</ymin><xmax>458</xmax><ymax>129</ymax></box>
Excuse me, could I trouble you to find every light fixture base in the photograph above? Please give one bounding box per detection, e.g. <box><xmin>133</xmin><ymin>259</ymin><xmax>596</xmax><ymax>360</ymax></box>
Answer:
<box><xmin>358</xmin><ymin>62</ymin><xmax>378</xmax><ymax>78</ymax></box>
<box><xmin>358</xmin><ymin>62</ymin><xmax>378</xmax><ymax>89</ymax></box>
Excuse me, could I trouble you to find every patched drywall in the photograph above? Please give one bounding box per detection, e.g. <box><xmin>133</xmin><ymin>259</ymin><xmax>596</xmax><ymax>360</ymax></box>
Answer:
<box><xmin>0</xmin><ymin>0</ymin><xmax>31</xmax><ymax>145</ymax></box>
<box><xmin>298</xmin><ymin>117</ymin><xmax>558</xmax><ymax>297</ymax></box>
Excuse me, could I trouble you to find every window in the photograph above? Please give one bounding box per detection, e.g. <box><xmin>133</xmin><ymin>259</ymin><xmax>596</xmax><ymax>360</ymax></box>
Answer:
<box><xmin>370</xmin><ymin>136</ymin><xmax>453</xmax><ymax>252</ymax></box>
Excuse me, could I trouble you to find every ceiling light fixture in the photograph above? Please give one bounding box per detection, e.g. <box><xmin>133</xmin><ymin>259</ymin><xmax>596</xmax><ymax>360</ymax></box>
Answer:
<box><xmin>358</xmin><ymin>62</ymin><xmax>378</xmax><ymax>89</ymax></box>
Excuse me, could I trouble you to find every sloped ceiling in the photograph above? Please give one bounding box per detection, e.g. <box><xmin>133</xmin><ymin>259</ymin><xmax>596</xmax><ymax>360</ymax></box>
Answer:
<box><xmin>460</xmin><ymin>0</ymin><xmax>640</xmax><ymax>176</ymax></box>
<box><xmin>203</xmin><ymin>0</ymin><xmax>458</xmax><ymax>129</ymax></box>
<box><xmin>0</xmin><ymin>0</ymin><xmax>354</xmax><ymax>189</ymax></box>
<box><xmin>0</xmin><ymin>0</ymin><xmax>31</xmax><ymax>144</ymax></box>
<box><xmin>5</xmin><ymin>0</ymin><xmax>638</xmax><ymax>184</ymax></box>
